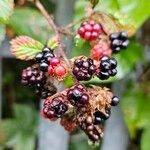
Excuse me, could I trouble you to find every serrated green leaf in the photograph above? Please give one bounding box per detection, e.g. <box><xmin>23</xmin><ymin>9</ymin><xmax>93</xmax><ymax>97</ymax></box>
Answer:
<box><xmin>10</xmin><ymin>36</ymin><xmax>44</xmax><ymax>60</ymax></box>
<box><xmin>0</xmin><ymin>23</ymin><xmax>6</xmax><ymax>45</ymax></box>
<box><xmin>8</xmin><ymin>8</ymin><xmax>51</xmax><ymax>43</ymax></box>
<box><xmin>0</xmin><ymin>0</ymin><xmax>14</xmax><ymax>23</ymax></box>
<box><xmin>47</xmin><ymin>37</ymin><xmax>58</xmax><ymax>49</ymax></box>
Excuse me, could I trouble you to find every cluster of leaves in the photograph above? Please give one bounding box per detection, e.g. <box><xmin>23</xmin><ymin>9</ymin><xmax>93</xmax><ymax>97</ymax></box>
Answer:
<box><xmin>0</xmin><ymin>104</ymin><xmax>38</xmax><ymax>150</ymax></box>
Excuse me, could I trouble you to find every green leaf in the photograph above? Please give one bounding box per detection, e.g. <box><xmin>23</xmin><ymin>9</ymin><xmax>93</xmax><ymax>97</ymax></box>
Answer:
<box><xmin>64</xmin><ymin>75</ymin><xmax>74</xmax><ymax>87</ymax></box>
<box><xmin>0</xmin><ymin>23</ymin><xmax>6</xmax><ymax>45</ymax></box>
<box><xmin>0</xmin><ymin>104</ymin><xmax>38</xmax><ymax>149</ymax></box>
<box><xmin>10</xmin><ymin>36</ymin><xmax>44</xmax><ymax>60</ymax></box>
<box><xmin>115</xmin><ymin>39</ymin><xmax>143</xmax><ymax>79</ymax></box>
<box><xmin>96</xmin><ymin>0</ymin><xmax>150</xmax><ymax>29</ymax></box>
<box><xmin>47</xmin><ymin>37</ymin><xmax>58</xmax><ymax>49</ymax></box>
<box><xmin>0</xmin><ymin>0</ymin><xmax>14</xmax><ymax>23</ymax></box>
<box><xmin>14</xmin><ymin>134</ymin><xmax>35</xmax><ymax>150</ymax></box>
<box><xmin>141</xmin><ymin>128</ymin><xmax>150</xmax><ymax>150</ymax></box>
<box><xmin>8</xmin><ymin>8</ymin><xmax>51</xmax><ymax>43</ymax></box>
<box><xmin>70</xmin><ymin>38</ymin><xmax>91</xmax><ymax>57</ymax></box>
<box><xmin>0</xmin><ymin>120</ymin><xmax>18</xmax><ymax>145</ymax></box>
<box><xmin>121</xmin><ymin>85</ymin><xmax>150</xmax><ymax>138</ymax></box>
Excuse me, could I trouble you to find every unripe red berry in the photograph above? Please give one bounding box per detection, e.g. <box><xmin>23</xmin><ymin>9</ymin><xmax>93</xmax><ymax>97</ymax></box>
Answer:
<box><xmin>54</xmin><ymin>65</ymin><xmax>67</xmax><ymax>77</ymax></box>
<box><xmin>84</xmin><ymin>32</ymin><xmax>91</xmax><ymax>40</ymax></box>
<box><xmin>50</xmin><ymin>57</ymin><xmax>61</xmax><ymax>67</ymax></box>
<box><xmin>78</xmin><ymin>27</ymin><xmax>85</xmax><ymax>37</ymax></box>
<box><xmin>78</xmin><ymin>20</ymin><xmax>101</xmax><ymax>41</ymax></box>
<box><xmin>91</xmin><ymin>43</ymin><xmax>111</xmax><ymax>61</ymax></box>
<box><xmin>48</xmin><ymin>65</ymin><xmax>55</xmax><ymax>76</ymax></box>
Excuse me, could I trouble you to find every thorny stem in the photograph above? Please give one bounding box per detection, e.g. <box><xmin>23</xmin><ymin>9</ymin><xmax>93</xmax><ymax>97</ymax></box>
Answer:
<box><xmin>35</xmin><ymin>0</ymin><xmax>70</xmax><ymax>65</ymax></box>
<box><xmin>34</xmin><ymin>0</ymin><xmax>79</xmax><ymax>84</ymax></box>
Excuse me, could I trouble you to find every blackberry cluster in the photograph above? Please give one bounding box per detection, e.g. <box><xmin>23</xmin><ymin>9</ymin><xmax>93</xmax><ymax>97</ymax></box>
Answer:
<box><xmin>36</xmin><ymin>83</ymin><xmax>57</xmax><ymax>99</ymax></box>
<box><xmin>94</xmin><ymin>108</ymin><xmax>111</xmax><ymax>125</ymax></box>
<box><xmin>35</xmin><ymin>47</ymin><xmax>55</xmax><ymax>72</ymax></box>
<box><xmin>110</xmin><ymin>31</ymin><xmax>129</xmax><ymax>53</ymax></box>
<box><xmin>73</xmin><ymin>58</ymin><xmax>96</xmax><ymax>81</ymax></box>
<box><xmin>97</xmin><ymin>56</ymin><xmax>117</xmax><ymax>80</ymax></box>
<box><xmin>67</xmin><ymin>84</ymin><xmax>89</xmax><ymax>107</ymax></box>
<box><xmin>43</xmin><ymin>96</ymin><xmax>68</xmax><ymax>120</ymax></box>
<box><xmin>21</xmin><ymin>66</ymin><xmax>46</xmax><ymax>86</ymax></box>
<box><xmin>77</xmin><ymin>108</ymin><xmax>103</xmax><ymax>142</ymax></box>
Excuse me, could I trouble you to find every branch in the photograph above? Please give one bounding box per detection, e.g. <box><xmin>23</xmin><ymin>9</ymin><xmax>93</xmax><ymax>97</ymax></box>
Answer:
<box><xmin>35</xmin><ymin>0</ymin><xmax>58</xmax><ymax>35</ymax></box>
<box><xmin>34</xmin><ymin>0</ymin><xmax>70</xmax><ymax>66</ymax></box>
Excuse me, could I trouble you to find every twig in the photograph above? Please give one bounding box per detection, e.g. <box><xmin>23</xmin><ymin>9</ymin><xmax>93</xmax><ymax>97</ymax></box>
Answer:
<box><xmin>34</xmin><ymin>0</ymin><xmax>70</xmax><ymax>66</ymax></box>
<box><xmin>35</xmin><ymin>0</ymin><xmax>58</xmax><ymax>35</ymax></box>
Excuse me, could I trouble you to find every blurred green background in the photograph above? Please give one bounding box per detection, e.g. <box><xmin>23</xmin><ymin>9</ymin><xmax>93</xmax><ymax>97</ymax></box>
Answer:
<box><xmin>0</xmin><ymin>0</ymin><xmax>149</xmax><ymax>150</ymax></box>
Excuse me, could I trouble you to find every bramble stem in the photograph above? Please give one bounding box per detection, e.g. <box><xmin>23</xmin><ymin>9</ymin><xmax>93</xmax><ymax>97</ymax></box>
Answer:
<box><xmin>34</xmin><ymin>0</ymin><xmax>79</xmax><ymax>83</ymax></box>
<box><xmin>35</xmin><ymin>0</ymin><xmax>70</xmax><ymax>66</ymax></box>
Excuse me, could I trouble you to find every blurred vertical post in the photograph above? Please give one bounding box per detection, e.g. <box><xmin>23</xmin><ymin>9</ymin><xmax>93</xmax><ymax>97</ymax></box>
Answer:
<box><xmin>101</xmin><ymin>80</ymin><xmax>130</xmax><ymax>150</ymax></box>
<box><xmin>38</xmin><ymin>1</ymin><xmax>75</xmax><ymax>150</ymax></box>
<box><xmin>0</xmin><ymin>57</ymin><xmax>2</xmax><ymax>119</ymax></box>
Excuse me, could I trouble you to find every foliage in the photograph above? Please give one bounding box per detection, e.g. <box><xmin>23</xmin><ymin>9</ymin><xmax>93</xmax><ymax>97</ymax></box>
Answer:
<box><xmin>121</xmin><ymin>81</ymin><xmax>150</xmax><ymax>149</ymax></box>
<box><xmin>0</xmin><ymin>0</ymin><xmax>149</xmax><ymax>149</ymax></box>
<box><xmin>10</xmin><ymin>36</ymin><xmax>44</xmax><ymax>60</ymax></box>
<box><xmin>0</xmin><ymin>104</ymin><xmax>38</xmax><ymax>150</ymax></box>
<box><xmin>0</xmin><ymin>0</ymin><xmax>14</xmax><ymax>23</ymax></box>
<box><xmin>8</xmin><ymin>8</ymin><xmax>51</xmax><ymax>43</ymax></box>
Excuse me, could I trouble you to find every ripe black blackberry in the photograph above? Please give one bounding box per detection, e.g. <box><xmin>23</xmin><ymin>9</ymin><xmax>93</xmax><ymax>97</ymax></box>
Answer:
<box><xmin>36</xmin><ymin>83</ymin><xmax>57</xmax><ymax>99</ymax></box>
<box><xmin>73</xmin><ymin>57</ymin><xmax>96</xmax><ymax>81</ymax></box>
<box><xmin>77</xmin><ymin>108</ymin><xmax>103</xmax><ymax>142</ymax></box>
<box><xmin>35</xmin><ymin>47</ymin><xmax>55</xmax><ymax>72</ymax></box>
<box><xmin>21</xmin><ymin>66</ymin><xmax>46</xmax><ymax>86</ymax></box>
<box><xmin>97</xmin><ymin>56</ymin><xmax>117</xmax><ymax>80</ymax></box>
<box><xmin>94</xmin><ymin>109</ymin><xmax>111</xmax><ymax>125</ymax></box>
<box><xmin>110</xmin><ymin>31</ymin><xmax>130</xmax><ymax>53</ymax></box>
<box><xmin>43</xmin><ymin>96</ymin><xmax>68</xmax><ymax>120</ymax></box>
<box><xmin>67</xmin><ymin>84</ymin><xmax>89</xmax><ymax>107</ymax></box>
<box><xmin>111</xmin><ymin>96</ymin><xmax>120</xmax><ymax>106</ymax></box>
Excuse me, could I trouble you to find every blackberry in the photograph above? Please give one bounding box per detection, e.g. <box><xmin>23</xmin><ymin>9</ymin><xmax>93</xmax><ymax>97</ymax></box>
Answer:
<box><xmin>94</xmin><ymin>109</ymin><xmax>111</xmax><ymax>125</ymax></box>
<box><xmin>21</xmin><ymin>66</ymin><xmax>46</xmax><ymax>86</ymax></box>
<box><xmin>67</xmin><ymin>85</ymin><xmax>89</xmax><ymax>107</ymax></box>
<box><xmin>76</xmin><ymin>108</ymin><xmax>103</xmax><ymax>142</ymax></box>
<box><xmin>110</xmin><ymin>31</ymin><xmax>130</xmax><ymax>53</ymax></box>
<box><xmin>97</xmin><ymin>56</ymin><xmax>117</xmax><ymax>80</ymax></box>
<box><xmin>94</xmin><ymin>111</ymin><xmax>105</xmax><ymax>125</ymax></box>
<box><xmin>73</xmin><ymin>57</ymin><xmax>96</xmax><ymax>81</ymax></box>
<box><xmin>36</xmin><ymin>83</ymin><xmax>57</xmax><ymax>99</ymax></box>
<box><xmin>111</xmin><ymin>96</ymin><xmax>120</xmax><ymax>106</ymax></box>
<box><xmin>35</xmin><ymin>47</ymin><xmax>55</xmax><ymax>72</ymax></box>
<box><xmin>43</xmin><ymin>96</ymin><xmax>68</xmax><ymax>120</ymax></box>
